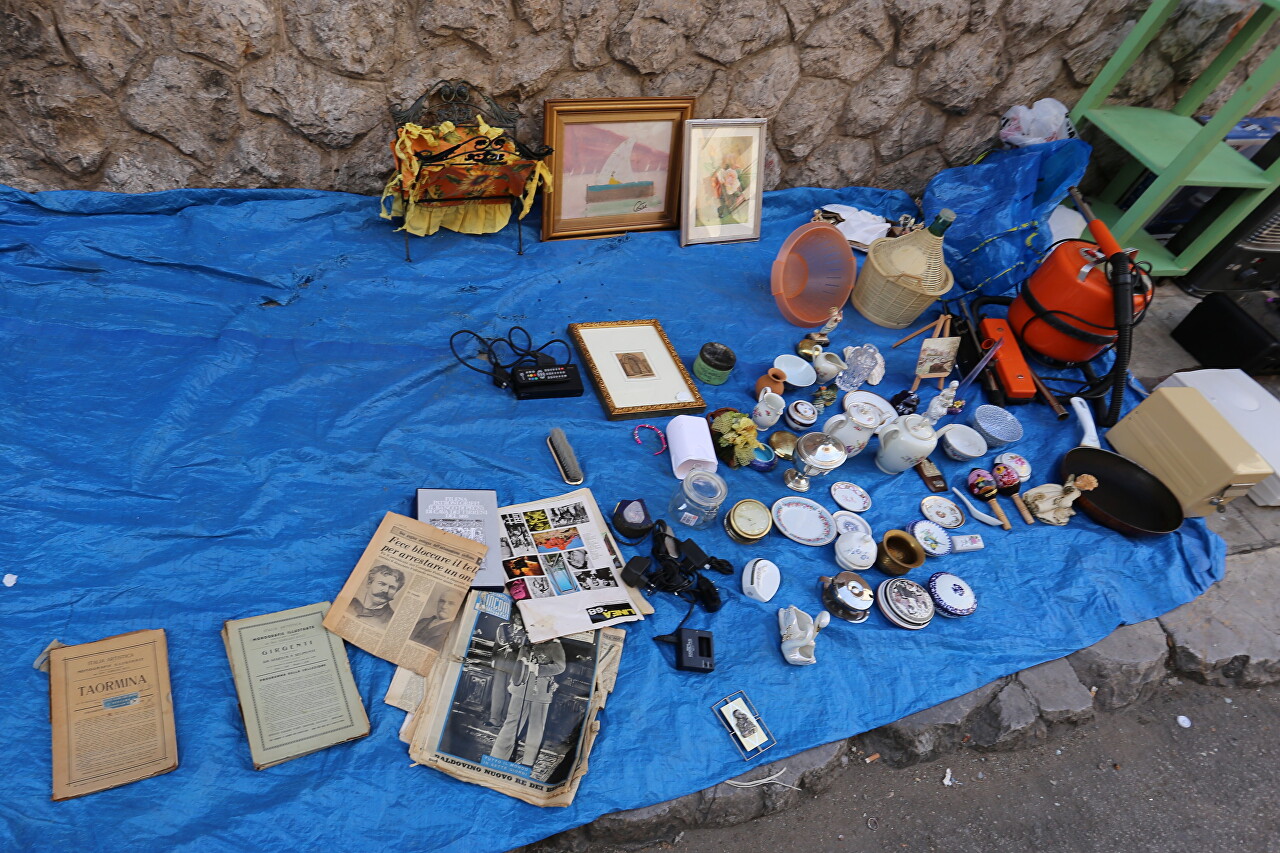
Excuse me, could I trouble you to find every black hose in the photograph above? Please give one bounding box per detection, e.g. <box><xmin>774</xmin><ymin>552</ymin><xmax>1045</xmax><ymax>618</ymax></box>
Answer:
<box><xmin>1103</xmin><ymin>253</ymin><xmax>1135</xmax><ymax>427</ymax></box>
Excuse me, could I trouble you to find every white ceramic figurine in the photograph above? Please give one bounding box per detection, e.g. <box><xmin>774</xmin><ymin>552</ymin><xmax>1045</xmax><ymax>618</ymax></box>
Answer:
<box><xmin>778</xmin><ymin>606</ymin><xmax>831</xmax><ymax>666</ymax></box>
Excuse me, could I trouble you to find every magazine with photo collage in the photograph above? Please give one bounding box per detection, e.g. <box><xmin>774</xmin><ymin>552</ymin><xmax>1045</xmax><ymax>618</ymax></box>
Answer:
<box><xmin>406</xmin><ymin>590</ymin><xmax>624</xmax><ymax>806</ymax></box>
<box><xmin>496</xmin><ymin>488</ymin><xmax>649</xmax><ymax>643</ymax></box>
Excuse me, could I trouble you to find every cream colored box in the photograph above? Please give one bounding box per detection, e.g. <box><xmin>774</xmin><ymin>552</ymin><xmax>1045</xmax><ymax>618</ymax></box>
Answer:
<box><xmin>1106</xmin><ymin>387</ymin><xmax>1273</xmax><ymax>517</ymax></box>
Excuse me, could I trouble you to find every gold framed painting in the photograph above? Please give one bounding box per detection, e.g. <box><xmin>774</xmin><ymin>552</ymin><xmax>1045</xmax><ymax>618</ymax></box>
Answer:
<box><xmin>542</xmin><ymin>98</ymin><xmax>695</xmax><ymax>241</ymax></box>
<box><xmin>680</xmin><ymin>118</ymin><xmax>767</xmax><ymax>247</ymax></box>
<box><xmin>568</xmin><ymin>319</ymin><xmax>705</xmax><ymax>420</ymax></box>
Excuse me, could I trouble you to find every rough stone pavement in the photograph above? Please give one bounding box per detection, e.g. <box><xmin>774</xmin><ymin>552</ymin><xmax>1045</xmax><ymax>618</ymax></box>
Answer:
<box><xmin>517</xmin><ymin>288</ymin><xmax>1280</xmax><ymax>853</ymax></box>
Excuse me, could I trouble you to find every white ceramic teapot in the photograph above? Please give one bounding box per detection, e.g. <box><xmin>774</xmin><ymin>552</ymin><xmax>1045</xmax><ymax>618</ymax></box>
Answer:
<box><xmin>876</xmin><ymin>415</ymin><xmax>968</xmax><ymax>474</ymax></box>
<box><xmin>822</xmin><ymin>401</ymin><xmax>880</xmax><ymax>457</ymax></box>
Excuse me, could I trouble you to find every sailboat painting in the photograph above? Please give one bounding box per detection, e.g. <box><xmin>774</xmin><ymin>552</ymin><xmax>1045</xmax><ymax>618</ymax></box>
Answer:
<box><xmin>559</xmin><ymin>120</ymin><xmax>673</xmax><ymax>220</ymax></box>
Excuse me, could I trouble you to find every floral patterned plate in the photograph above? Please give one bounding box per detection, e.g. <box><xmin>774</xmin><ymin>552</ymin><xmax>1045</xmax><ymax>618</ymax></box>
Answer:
<box><xmin>920</xmin><ymin>495</ymin><xmax>965</xmax><ymax>529</ymax></box>
<box><xmin>771</xmin><ymin>497</ymin><xmax>837</xmax><ymax>547</ymax></box>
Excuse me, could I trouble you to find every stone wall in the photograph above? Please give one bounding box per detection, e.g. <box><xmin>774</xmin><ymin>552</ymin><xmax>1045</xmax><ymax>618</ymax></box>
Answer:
<box><xmin>3</xmin><ymin>0</ymin><xmax>1278</xmax><ymax>197</ymax></box>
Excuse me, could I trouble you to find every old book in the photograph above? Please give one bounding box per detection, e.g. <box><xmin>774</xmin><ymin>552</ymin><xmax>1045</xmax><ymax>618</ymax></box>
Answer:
<box><xmin>222</xmin><ymin>602</ymin><xmax>369</xmax><ymax>770</ymax></box>
<box><xmin>49</xmin><ymin>628</ymin><xmax>178</xmax><ymax>800</ymax></box>
<box><xmin>322</xmin><ymin>512</ymin><xmax>487</xmax><ymax>676</ymax></box>
<box><xmin>415</xmin><ymin>488</ymin><xmax>504</xmax><ymax>588</ymax></box>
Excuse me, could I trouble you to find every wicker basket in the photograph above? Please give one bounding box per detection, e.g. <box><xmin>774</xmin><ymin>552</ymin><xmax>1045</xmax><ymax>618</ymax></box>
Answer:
<box><xmin>850</xmin><ymin>231</ymin><xmax>955</xmax><ymax>329</ymax></box>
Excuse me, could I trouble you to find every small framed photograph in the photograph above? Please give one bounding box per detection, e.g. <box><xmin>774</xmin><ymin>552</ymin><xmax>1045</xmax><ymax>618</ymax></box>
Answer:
<box><xmin>680</xmin><ymin>118</ymin><xmax>767</xmax><ymax>247</ymax></box>
<box><xmin>569</xmin><ymin>319</ymin><xmax>705</xmax><ymax>420</ymax></box>
<box><xmin>542</xmin><ymin>97</ymin><xmax>696</xmax><ymax>241</ymax></box>
<box><xmin>712</xmin><ymin>691</ymin><xmax>775</xmax><ymax>760</ymax></box>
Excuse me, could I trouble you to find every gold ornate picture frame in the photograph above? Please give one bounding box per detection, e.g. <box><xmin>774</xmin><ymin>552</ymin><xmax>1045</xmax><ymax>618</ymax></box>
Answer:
<box><xmin>569</xmin><ymin>320</ymin><xmax>705</xmax><ymax>420</ymax></box>
<box><xmin>542</xmin><ymin>98</ymin><xmax>695</xmax><ymax>241</ymax></box>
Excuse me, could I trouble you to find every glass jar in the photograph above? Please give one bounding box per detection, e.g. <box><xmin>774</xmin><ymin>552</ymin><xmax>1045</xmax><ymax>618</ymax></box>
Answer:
<box><xmin>668</xmin><ymin>470</ymin><xmax>728</xmax><ymax>529</ymax></box>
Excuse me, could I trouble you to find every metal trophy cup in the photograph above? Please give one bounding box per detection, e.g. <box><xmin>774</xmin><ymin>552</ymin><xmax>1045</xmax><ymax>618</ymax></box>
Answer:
<box><xmin>783</xmin><ymin>432</ymin><xmax>848</xmax><ymax>492</ymax></box>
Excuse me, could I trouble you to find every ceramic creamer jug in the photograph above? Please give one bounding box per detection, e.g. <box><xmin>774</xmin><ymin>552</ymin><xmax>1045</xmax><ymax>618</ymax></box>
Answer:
<box><xmin>874</xmin><ymin>413</ymin><xmax>937</xmax><ymax>474</ymax></box>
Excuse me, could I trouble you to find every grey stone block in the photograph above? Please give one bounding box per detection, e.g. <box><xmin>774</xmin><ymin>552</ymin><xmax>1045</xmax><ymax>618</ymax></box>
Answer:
<box><xmin>857</xmin><ymin>679</ymin><xmax>1004</xmax><ymax>767</ymax></box>
<box><xmin>1017</xmin><ymin>657</ymin><xmax>1096</xmax><ymax>726</ymax></box>
<box><xmin>524</xmin><ymin>740</ymin><xmax>850</xmax><ymax>852</ymax></box>
<box><xmin>1067</xmin><ymin>620</ymin><xmax>1171</xmax><ymax>710</ymax></box>
<box><xmin>967</xmin><ymin>680</ymin><xmax>1046</xmax><ymax>750</ymax></box>
<box><xmin>1160</xmin><ymin>548</ymin><xmax>1280</xmax><ymax>687</ymax></box>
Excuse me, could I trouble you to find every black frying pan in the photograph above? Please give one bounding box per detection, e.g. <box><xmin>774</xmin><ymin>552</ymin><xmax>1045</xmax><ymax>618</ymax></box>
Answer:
<box><xmin>1061</xmin><ymin>397</ymin><xmax>1183</xmax><ymax>536</ymax></box>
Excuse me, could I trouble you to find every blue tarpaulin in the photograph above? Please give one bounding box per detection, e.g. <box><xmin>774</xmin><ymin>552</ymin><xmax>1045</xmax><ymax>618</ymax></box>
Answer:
<box><xmin>0</xmin><ymin>183</ymin><xmax>1223</xmax><ymax>852</ymax></box>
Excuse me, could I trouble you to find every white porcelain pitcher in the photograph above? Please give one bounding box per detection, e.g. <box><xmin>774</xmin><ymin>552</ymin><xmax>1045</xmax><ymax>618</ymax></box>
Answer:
<box><xmin>751</xmin><ymin>388</ymin><xmax>785</xmax><ymax>430</ymax></box>
<box><xmin>822</xmin><ymin>402</ymin><xmax>880</xmax><ymax>457</ymax></box>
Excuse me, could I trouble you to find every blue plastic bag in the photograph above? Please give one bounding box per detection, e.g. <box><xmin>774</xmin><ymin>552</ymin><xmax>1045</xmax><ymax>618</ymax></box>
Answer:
<box><xmin>923</xmin><ymin>138</ymin><xmax>1091</xmax><ymax>298</ymax></box>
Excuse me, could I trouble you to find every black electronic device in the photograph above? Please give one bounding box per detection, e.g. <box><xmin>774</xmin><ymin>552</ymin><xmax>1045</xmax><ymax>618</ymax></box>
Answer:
<box><xmin>511</xmin><ymin>363</ymin><xmax>585</xmax><ymax>399</ymax></box>
<box><xmin>674</xmin><ymin>627</ymin><xmax>715</xmax><ymax>673</ymax></box>
<box><xmin>1172</xmin><ymin>134</ymin><xmax>1280</xmax><ymax>296</ymax></box>
<box><xmin>1171</xmin><ymin>291</ymin><xmax>1280</xmax><ymax>374</ymax></box>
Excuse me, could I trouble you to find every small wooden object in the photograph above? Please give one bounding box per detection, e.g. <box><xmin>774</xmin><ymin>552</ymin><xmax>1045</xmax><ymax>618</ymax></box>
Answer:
<box><xmin>994</xmin><ymin>462</ymin><xmax>1035</xmax><ymax>524</ymax></box>
<box><xmin>967</xmin><ymin>468</ymin><xmax>1011</xmax><ymax>530</ymax></box>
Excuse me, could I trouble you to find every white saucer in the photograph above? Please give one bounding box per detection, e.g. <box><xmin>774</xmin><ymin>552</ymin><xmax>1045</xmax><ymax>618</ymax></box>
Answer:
<box><xmin>771</xmin><ymin>496</ymin><xmax>837</xmax><ymax>546</ymax></box>
<box><xmin>830</xmin><ymin>481</ymin><xmax>872</xmax><ymax>513</ymax></box>
<box><xmin>831</xmin><ymin>510</ymin><xmax>872</xmax><ymax>538</ymax></box>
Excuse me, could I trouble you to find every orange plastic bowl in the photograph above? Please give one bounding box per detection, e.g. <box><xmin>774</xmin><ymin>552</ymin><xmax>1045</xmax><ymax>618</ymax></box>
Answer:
<box><xmin>771</xmin><ymin>222</ymin><xmax>856</xmax><ymax>327</ymax></box>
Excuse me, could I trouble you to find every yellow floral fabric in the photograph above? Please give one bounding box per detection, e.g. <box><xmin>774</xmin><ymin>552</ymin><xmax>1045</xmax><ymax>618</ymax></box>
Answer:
<box><xmin>379</xmin><ymin>117</ymin><xmax>551</xmax><ymax>236</ymax></box>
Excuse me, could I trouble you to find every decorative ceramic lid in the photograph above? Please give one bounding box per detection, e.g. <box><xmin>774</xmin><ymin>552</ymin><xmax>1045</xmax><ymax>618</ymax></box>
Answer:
<box><xmin>834</xmin><ymin>531</ymin><xmax>877</xmax><ymax>570</ymax></box>
<box><xmin>920</xmin><ymin>495</ymin><xmax>965</xmax><ymax>529</ymax></box>
<box><xmin>902</xmin><ymin>414</ymin><xmax>934</xmax><ymax>440</ymax></box>
<box><xmin>845</xmin><ymin>402</ymin><xmax>880</xmax><ymax>429</ymax></box>
<box><xmin>907</xmin><ymin>520</ymin><xmax>952</xmax><ymax>557</ymax></box>
<box><xmin>927</xmin><ymin>571</ymin><xmax>977</xmax><ymax>617</ymax></box>
<box><xmin>787</xmin><ymin>400</ymin><xmax>818</xmax><ymax>427</ymax></box>
<box><xmin>993</xmin><ymin>452</ymin><xmax>1032</xmax><ymax>481</ymax></box>
<box><xmin>877</xmin><ymin>578</ymin><xmax>935</xmax><ymax>628</ymax></box>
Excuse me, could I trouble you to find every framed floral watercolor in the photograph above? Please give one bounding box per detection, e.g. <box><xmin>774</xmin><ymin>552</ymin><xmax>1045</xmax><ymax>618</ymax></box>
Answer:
<box><xmin>679</xmin><ymin>118</ymin><xmax>767</xmax><ymax>247</ymax></box>
<box><xmin>542</xmin><ymin>98</ymin><xmax>695</xmax><ymax>241</ymax></box>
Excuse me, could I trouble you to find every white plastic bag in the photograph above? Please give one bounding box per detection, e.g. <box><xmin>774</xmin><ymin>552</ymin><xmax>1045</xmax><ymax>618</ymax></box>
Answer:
<box><xmin>999</xmin><ymin>98</ymin><xmax>1076</xmax><ymax>147</ymax></box>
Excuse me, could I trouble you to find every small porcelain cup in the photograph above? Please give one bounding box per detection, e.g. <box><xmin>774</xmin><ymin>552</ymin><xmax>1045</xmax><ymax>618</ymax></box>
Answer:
<box><xmin>751</xmin><ymin>389</ymin><xmax>785</xmax><ymax>430</ymax></box>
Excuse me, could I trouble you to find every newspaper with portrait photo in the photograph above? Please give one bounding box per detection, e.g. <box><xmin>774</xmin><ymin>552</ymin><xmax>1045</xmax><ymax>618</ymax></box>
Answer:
<box><xmin>405</xmin><ymin>590</ymin><xmax>624</xmax><ymax>806</ymax></box>
<box><xmin>323</xmin><ymin>512</ymin><xmax>487</xmax><ymax>676</ymax></box>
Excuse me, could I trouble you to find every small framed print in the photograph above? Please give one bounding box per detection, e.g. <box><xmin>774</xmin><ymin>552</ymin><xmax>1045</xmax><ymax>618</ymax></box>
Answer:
<box><xmin>713</xmin><ymin>691</ymin><xmax>775</xmax><ymax>760</ymax></box>
<box><xmin>542</xmin><ymin>97</ymin><xmax>695</xmax><ymax>241</ymax></box>
<box><xmin>569</xmin><ymin>319</ymin><xmax>705</xmax><ymax>420</ymax></box>
<box><xmin>680</xmin><ymin>119</ymin><xmax>767</xmax><ymax>247</ymax></box>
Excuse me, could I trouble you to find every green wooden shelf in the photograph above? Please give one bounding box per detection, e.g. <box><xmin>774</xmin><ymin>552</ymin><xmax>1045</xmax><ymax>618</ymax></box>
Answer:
<box><xmin>1086</xmin><ymin>200</ymin><xmax>1187</xmax><ymax>277</ymax></box>
<box><xmin>1083</xmin><ymin>106</ymin><xmax>1271</xmax><ymax>189</ymax></box>
<box><xmin>1070</xmin><ymin>0</ymin><xmax>1280</xmax><ymax>276</ymax></box>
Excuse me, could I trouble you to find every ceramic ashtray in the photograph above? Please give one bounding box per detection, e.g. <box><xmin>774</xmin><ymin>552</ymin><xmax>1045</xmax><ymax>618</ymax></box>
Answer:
<box><xmin>927</xmin><ymin>571</ymin><xmax>977</xmax><ymax>617</ymax></box>
<box><xmin>876</xmin><ymin>577</ymin><xmax>935</xmax><ymax>630</ymax></box>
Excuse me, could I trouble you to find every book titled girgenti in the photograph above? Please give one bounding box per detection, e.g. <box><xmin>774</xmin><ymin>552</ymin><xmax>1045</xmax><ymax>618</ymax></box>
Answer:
<box><xmin>222</xmin><ymin>602</ymin><xmax>369</xmax><ymax>769</ymax></box>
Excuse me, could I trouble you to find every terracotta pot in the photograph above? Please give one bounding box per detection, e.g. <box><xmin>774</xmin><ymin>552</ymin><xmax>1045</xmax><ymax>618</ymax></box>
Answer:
<box><xmin>755</xmin><ymin>367</ymin><xmax>787</xmax><ymax>397</ymax></box>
